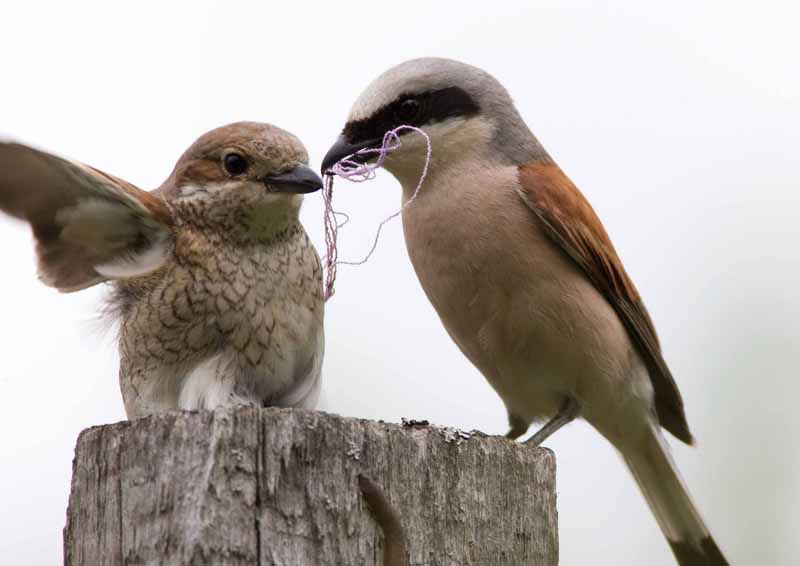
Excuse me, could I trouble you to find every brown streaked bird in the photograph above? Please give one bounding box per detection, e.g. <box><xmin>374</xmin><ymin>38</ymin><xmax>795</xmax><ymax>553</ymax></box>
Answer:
<box><xmin>321</xmin><ymin>58</ymin><xmax>728</xmax><ymax>565</ymax></box>
<box><xmin>0</xmin><ymin>122</ymin><xmax>325</xmax><ymax>419</ymax></box>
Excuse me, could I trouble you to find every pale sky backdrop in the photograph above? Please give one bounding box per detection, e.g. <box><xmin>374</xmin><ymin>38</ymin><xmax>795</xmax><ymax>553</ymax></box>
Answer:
<box><xmin>1</xmin><ymin>2</ymin><xmax>798</xmax><ymax>565</ymax></box>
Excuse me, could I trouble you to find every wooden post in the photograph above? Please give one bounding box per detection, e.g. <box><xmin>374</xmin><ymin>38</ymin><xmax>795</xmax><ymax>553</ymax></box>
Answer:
<box><xmin>63</xmin><ymin>407</ymin><xmax>558</xmax><ymax>565</ymax></box>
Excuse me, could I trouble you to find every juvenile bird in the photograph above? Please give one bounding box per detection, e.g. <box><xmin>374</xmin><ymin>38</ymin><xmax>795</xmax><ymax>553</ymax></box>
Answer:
<box><xmin>322</xmin><ymin>58</ymin><xmax>727</xmax><ymax>565</ymax></box>
<box><xmin>0</xmin><ymin>122</ymin><xmax>324</xmax><ymax>418</ymax></box>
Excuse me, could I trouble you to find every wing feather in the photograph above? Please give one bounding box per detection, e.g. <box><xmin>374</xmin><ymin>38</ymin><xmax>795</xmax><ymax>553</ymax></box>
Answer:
<box><xmin>518</xmin><ymin>162</ymin><xmax>693</xmax><ymax>444</ymax></box>
<box><xmin>0</xmin><ymin>140</ymin><xmax>173</xmax><ymax>291</ymax></box>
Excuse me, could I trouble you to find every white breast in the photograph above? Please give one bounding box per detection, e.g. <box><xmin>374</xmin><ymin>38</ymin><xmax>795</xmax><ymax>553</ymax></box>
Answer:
<box><xmin>178</xmin><ymin>353</ymin><xmax>238</xmax><ymax>411</ymax></box>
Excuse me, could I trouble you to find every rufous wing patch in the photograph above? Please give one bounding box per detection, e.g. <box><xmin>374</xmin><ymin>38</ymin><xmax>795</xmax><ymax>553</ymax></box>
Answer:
<box><xmin>517</xmin><ymin>162</ymin><xmax>693</xmax><ymax>444</ymax></box>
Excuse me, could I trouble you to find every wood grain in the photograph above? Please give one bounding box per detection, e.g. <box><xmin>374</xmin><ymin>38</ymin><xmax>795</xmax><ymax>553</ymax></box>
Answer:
<box><xmin>64</xmin><ymin>408</ymin><xmax>557</xmax><ymax>566</ymax></box>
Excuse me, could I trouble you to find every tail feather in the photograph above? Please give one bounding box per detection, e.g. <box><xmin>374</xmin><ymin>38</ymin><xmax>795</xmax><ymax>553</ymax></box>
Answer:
<box><xmin>623</xmin><ymin>426</ymin><xmax>728</xmax><ymax>566</ymax></box>
<box><xmin>669</xmin><ymin>537</ymin><xmax>729</xmax><ymax>566</ymax></box>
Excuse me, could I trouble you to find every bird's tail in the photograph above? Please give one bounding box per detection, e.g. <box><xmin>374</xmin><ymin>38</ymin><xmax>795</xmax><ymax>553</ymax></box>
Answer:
<box><xmin>623</xmin><ymin>425</ymin><xmax>728</xmax><ymax>566</ymax></box>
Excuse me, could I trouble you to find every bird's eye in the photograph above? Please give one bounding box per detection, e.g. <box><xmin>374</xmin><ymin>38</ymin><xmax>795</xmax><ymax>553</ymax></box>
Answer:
<box><xmin>395</xmin><ymin>98</ymin><xmax>421</xmax><ymax>123</ymax></box>
<box><xmin>223</xmin><ymin>153</ymin><xmax>248</xmax><ymax>176</ymax></box>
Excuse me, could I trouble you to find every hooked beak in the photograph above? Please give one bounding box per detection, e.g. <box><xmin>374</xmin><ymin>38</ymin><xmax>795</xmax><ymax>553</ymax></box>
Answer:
<box><xmin>263</xmin><ymin>164</ymin><xmax>323</xmax><ymax>194</ymax></box>
<box><xmin>320</xmin><ymin>135</ymin><xmax>382</xmax><ymax>175</ymax></box>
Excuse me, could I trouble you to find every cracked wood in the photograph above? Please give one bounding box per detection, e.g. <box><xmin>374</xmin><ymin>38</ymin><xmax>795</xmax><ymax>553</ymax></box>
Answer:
<box><xmin>64</xmin><ymin>407</ymin><xmax>558</xmax><ymax>566</ymax></box>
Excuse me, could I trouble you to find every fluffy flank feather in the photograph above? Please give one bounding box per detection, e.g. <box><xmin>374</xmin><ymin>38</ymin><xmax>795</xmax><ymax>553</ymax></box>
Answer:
<box><xmin>95</xmin><ymin>233</ymin><xmax>170</xmax><ymax>279</ymax></box>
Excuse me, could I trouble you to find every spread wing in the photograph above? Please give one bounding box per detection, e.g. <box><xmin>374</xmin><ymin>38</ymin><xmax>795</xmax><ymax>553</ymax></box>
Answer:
<box><xmin>0</xmin><ymin>140</ymin><xmax>174</xmax><ymax>292</ymax></box>
<box><xmin>518</xmin><ymin>162</ymin><xmax>693</xmax><ymax>444</ymax></box>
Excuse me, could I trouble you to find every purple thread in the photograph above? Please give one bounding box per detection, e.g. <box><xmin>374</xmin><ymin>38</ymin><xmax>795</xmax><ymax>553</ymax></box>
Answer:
<box><xmin>322</xmin><ymin>125</ymin><xmax>432</xmax><ymax>301</ymax></box>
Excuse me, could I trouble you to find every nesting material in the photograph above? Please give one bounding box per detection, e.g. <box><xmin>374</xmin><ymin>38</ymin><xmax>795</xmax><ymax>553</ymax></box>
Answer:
<box><xmin>321</xmin><ymin>125</ymin><xmax>431</xmax><ymax>301</ymax></box>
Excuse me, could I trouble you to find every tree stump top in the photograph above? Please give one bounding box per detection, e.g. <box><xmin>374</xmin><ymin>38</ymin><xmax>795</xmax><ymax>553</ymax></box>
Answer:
<box><xmin>64</xmin><ymin>407</ymin><xmax>558</xmax><ymax>566</ymax></box>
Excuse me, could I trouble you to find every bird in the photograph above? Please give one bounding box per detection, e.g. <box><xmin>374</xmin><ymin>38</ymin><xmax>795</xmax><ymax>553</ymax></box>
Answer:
<box><xmin>321</xmin><ymin>58</ymin><xmax>727</xmax><ymax>566</ymax></box>
<box><xmin>0</xmin><ymin>121</ymin><xmax>325</xmax><ymax>419</ymax></box>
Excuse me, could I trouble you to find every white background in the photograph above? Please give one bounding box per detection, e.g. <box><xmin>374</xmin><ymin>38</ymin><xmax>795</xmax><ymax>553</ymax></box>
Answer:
<box><xmin>1</xmin><ymin>2</ymin><xmax>798</xmax><ymax>565</ymax></box>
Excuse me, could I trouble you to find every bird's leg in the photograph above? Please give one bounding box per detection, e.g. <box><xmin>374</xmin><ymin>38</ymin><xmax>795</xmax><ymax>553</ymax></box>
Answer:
<box><xmin>505</xmin><ymin>413</ymin><xmax>530</xmax><ymax>440</ymax></box>
<box><xmin>524</xmin><ymin>397</ymin><xmax>580</xmax><ymax>447</ymax></box>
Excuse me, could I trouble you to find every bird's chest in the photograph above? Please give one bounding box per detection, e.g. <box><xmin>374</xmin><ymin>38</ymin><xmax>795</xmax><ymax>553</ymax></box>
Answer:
<box><xmin>120</xmin><ymin>231</ymin><xmax>322</xmax><ymax>376</ymax></box>
<box><xmin>402</xmin><ymin>170</ymin><xmax>521</xmax><ymax>332</ymax></box>
<box><xmin>399</xmin><ymin>167</ymin><xmax>565</xmax><ymax>371</ymax></box>
<box><xmin>199</xmin><ymin>238</ymin><xmax>321</xmax><ymax>372</ymax></box>
<box><xmin>202</xmin><ymin>246</ymin><xmax>295</xmax><ymax>364</ymax></box>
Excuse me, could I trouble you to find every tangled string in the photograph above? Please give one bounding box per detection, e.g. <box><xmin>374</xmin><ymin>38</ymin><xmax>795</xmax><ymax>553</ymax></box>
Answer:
<box><xmin>322</xmin><ymin>125</ymin><xmax>431</xmax><ymax>301</ymax></box>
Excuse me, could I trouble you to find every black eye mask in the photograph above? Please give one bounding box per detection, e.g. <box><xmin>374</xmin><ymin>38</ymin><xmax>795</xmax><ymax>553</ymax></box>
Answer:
<box><xmin>342</xmin><ymin>86</ymin><xmax>480</xmax><ymax>144</ymax></box>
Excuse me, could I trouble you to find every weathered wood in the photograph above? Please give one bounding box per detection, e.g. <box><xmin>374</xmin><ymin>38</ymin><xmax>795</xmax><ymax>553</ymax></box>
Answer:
<box><xmin>64</xmin><ymin>408</ymin><xmax>558</xmax><ymax>566</ymax></box>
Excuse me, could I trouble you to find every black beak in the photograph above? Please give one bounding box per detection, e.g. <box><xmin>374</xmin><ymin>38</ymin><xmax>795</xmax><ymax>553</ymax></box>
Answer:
<box><xmin>263</xmin><ymin>164</ymin><xmax>323</xmax><ymax>194</ymax></box>
<box><xmin>320</xmin><ymin>135</ymin><xmax>382</xmax><ymax>175</ymax></box>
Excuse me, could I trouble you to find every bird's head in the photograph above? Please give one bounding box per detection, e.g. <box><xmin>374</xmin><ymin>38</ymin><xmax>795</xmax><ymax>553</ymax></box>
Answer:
<box><xmin>321</xmin><ymin>58</ymin><xmax>545</xmax><ymax>188</ymax></box>
<box><xmin>163</xmin><ymin>121</ymin><xmax>322</xmax><ymax>239</ymax></box>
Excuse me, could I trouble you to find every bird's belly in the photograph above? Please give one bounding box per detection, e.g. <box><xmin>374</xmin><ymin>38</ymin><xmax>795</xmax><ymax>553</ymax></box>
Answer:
<box><xmin>118</xmin><ymin>234</ymin><xmax>324</xmax><ymax>417</ymax></box>
<box><xmin>178</xmin><ymin>319</ymin><xmax>323</xmax><ymax>412</ymax></box>
<box><xmin>402</xmin><ymin>175</ymin><xmax>640</xmax><ymax>424</ymax></box>
<box><xmin>192</xmin><ymin>254</ymin><xmax>324</xmax><ymax>410</ymax></box>
<box><xmin>407</xmin><ymin>245</ymin><xmax>568</xmax><ymax>421</ymax></box>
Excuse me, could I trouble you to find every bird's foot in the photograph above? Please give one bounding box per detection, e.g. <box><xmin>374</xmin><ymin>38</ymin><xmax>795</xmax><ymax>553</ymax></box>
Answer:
<box><xmin>524</xmin><ymin>397</ymin><xmax>580</xmax><ymax>447</ymax></box>
<box><xmin>505</xmin><ymin>413</ymin><xmax>530</xmax><ymax>440</ymax></box>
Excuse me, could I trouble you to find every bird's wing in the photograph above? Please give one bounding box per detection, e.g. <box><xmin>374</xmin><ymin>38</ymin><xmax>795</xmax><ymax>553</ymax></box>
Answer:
<box><xmin>0</xmin><ymin>141</ymin><xmax>174</xmax><ymax>292</ymax></box>
<box><xmin>517</xmin><ymin>161</ymin><xmax>692</xmax><ymax>444</ymax></box>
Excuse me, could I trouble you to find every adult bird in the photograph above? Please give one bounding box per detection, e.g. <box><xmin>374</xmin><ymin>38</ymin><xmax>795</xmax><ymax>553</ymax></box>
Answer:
<box><xmin>321</xmin><ymin>58</ymin><xmax>727</xmax><ymax>566</ymax></box>
<box><xmin>0</xmin><ymin>122</ymin><xmax>325</xmax><ymax>418</ymax></box>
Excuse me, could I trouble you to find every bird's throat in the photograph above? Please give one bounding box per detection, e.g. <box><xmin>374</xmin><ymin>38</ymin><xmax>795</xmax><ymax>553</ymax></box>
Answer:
<box><xmin>245</xmin><ymin>197</ymin><xmax>302</xmax><ymax>242</ymax></box>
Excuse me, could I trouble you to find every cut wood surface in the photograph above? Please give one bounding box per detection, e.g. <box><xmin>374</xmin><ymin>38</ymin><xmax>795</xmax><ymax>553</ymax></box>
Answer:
<box><xmin>64</xmin><ymin>407</ymin><xmax>558</xmax><ymax>565</ymax></box>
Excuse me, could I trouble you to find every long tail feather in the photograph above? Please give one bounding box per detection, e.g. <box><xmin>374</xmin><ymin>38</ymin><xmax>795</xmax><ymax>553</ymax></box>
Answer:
<box><xmin>623</xmin><ymin>426</ymin><xmax>728</xmax><ymax>566</ymax></box>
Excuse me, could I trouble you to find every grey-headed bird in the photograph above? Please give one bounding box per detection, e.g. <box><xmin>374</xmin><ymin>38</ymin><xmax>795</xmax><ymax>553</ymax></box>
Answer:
<box><xmin>321</xmin><ymin>58</ymin><xmax>727</xmax><ymax>566</ymax></box>
<box><xmin>1</xmin><ymin>122</ymin><xmax>324</xmax><ymax>418</ymax></box>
